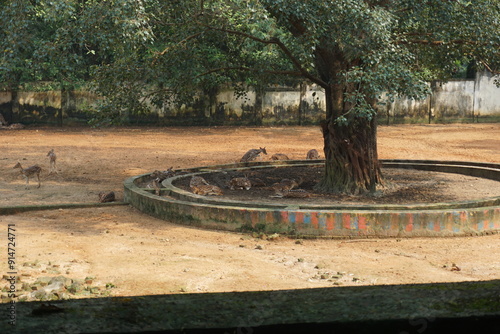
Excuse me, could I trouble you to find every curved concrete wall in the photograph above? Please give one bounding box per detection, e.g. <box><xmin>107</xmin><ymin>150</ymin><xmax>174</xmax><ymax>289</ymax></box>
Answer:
<box><xmin>124</xmin><ymin>160</ymin><xmax>500</xmax><ymax>238</ymax></box>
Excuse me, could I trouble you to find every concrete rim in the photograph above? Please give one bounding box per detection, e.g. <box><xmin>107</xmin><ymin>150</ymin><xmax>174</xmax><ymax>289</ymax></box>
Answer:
<box><xmin>124</xmin><ymin>160</ymin><xmax>500</xmax><ymax>238</ymax></box>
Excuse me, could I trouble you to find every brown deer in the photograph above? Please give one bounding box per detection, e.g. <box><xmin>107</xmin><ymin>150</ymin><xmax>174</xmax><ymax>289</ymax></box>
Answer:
<box><xmin>270</xmin><ymin>177</ymin><xmax>302</xmax><ymax>194</ymax></box>
<box><xmin>191</xmin><ymin>184</ymin><xmax>224</xmax><ymax>196</ymax></box>
<box><xmin>189</xmin><ymin>175</ymin><xmax>210</xmax><ymax>188</ymax></box>
<box><xmin>98</xmin><ymin>191</ymin><xmax>116</xmax><ymax>203</ymax></box>
<box><xmin>13</xmin><ymin>162</ymin><xmax>42</xmax><ymax>189</ymax></box>
<box><xmin>306</xmin><ymin>149</ymin><xmax>320</xmax><ymax>160</ymax></box>
<box><xmin>271</xmin><ymin>153</ymin><xmax>290</xmax><ymax>161</ymax></box>
<box><xmin>240</xmin><ymin>147</ymin><xmax>267</xmax><ymax>163</ymax></box>
<box><xmin>229</xmin><ymin>177</ymin><xmax>252</xmax><ymax>190</ymax></box>
<box><xmin>47</xmin><ymin>149</ymin><xmax>58</xmax><ymax>174</ymax></box>
<box><xmin>189</xmin><ymin>175</ymin><xmax>223</xmax><ymax>195</ymax></box>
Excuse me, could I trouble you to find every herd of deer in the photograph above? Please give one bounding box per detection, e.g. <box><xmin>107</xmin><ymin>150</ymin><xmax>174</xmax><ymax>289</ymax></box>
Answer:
<box><xmin>12</xmin><ymin>149</ymin><xmax>116</xmax><ymax>203</ymax></box>
<box><xmin>239</xmin><ymin>147</ymin><xmax>320</xmax><ymax>163</ymax></box>
<box><xmin>184</xmin><ymin>147</ymin><xmax>321</xmax><ymax>197</ymax></box>
<box><xmin>13</xmin><ymin>146</ymin><xmax>320</xmax><ymax>200</ymax></box>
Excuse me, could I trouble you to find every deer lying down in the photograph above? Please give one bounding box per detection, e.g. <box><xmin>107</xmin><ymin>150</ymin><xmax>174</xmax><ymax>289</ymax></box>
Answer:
<box><xmin>306</xmin><ymin>149</ymin><xmax>320</xmax><ymax>160</ymax></box>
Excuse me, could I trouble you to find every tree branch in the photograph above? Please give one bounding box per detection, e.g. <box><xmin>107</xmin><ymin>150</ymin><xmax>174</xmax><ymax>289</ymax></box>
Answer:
<box><xmin>196</xmin><ymin>66</ymin><xmax>304</xmax><ymax>78</ymax></box>
<box><xmin>197</xmin><ymin>23</ymin><xmax>328</xmax><ymax>88</ymax></box>
<box><xmin>478</xmin><ymin>60</ymin><xmax>500</xmax><ymax>75</ymax></box>
<box><xmin>399</xmin><ymin>39</ymin><xmax>496</xmax><ymax>46</ymax></box>
<box><xmin>155</xmin><ymin>30</ymin><xmax>207</xmax><ymax>58</ymax></box>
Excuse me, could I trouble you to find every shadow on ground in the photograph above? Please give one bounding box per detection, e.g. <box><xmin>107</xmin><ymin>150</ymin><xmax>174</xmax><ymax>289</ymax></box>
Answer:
<box><xmin>3</xmin><ymin>280</ymin><xmax>500</xmax><ymax>333</ymax></box>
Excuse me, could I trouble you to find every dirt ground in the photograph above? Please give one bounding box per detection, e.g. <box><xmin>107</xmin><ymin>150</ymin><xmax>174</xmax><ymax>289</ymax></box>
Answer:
<box><xmin>1</xmin><ymin>124</ymin><xmax>499</xmax><ymax>299</ymax></box>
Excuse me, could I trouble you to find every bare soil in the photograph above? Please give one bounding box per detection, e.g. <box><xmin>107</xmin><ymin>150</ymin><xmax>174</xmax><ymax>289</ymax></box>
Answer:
<box><xmin>1</xmin><ymin>124</ymin><xmax>499</xmax><ymax>299</ymax></box>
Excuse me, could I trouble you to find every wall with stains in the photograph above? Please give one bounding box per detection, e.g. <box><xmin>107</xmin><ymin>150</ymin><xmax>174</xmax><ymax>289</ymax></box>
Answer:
<box><xmin>1</xmin><ymin>71</ymin><xmax>499</xmax><ymax>126</ymax></box>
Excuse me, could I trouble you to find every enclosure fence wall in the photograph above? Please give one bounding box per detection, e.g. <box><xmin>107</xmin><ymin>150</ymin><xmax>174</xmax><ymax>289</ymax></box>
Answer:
<box><xmin>1</xmin><ymin>71</ymin><xmax>499</xmax><ymax>126</ymax></box>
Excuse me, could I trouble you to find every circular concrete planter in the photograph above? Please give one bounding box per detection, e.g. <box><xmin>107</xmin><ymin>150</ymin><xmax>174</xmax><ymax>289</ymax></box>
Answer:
<box><xmin>124</xmin><ymin>160</ymin><xmax>500</xmax><ymax>238</ymax></box>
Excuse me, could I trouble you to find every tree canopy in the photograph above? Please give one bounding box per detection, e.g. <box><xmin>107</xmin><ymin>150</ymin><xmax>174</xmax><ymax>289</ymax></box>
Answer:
<box><xmin>2</xmin><ymin>1</ymin><xmax>499</xmax><ymax>109</ymax></box>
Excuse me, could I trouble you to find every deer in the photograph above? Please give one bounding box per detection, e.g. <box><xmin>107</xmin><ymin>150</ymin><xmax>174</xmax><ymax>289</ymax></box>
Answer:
<box><xmin>189</xmin><ymin>175</ymin><xmax>210</xmax><ymax>188</ymax></box>
<box><xmin>150</xmin><ymin>167</ymin><xmax>175</xmax><ymax>195</ymax></box>
<box><xmin>271</xmin><ymin>153</ymin><xmax>290</xmax><ymax>161</ymax></box>
<box><xmin>47</xmin><ymin>149</ymin><xmax>58</xmax><ymax>175</ymax></box>
<box><xmin>306</xmin><ymin>149</ymin><xmax>320</xmax><ymax>160</ymax></box>
<box><xmin>189</xmin><ymin>175</ymin><xmax>224</xmax><ymax>195</ymax></box>
<box><xmin>98</xmin><ymin>191</ymin><xmax>116</xmax><ymax>203</ymax></box>
<box><xmin>13</xmin><ymin>162</ymin><xmax>42</xmax><ymax>189</ymax></box>
<box><xmin>191</xmin><ymin>184</ymin><xmax>224</xmax><ymax>196</ymax></box>
<box><xmin>229</xmin><ymin>176</ymin><xmax>252</xmax><ymax>190</ymax></box>
<box><xmin>240</xmin><ymin>147</ymin><xmax>267</xmax><ymax>163</ymax></box>
<box><xmin>151</xmin><ymin>167</ymin><xmax>175</xmax><ymax>182</ymax></box>
<box><xmin>270</xmin><ymin>177</ymin><xmax>302</xmax><ymax>194</ymax></box>
<box><xmin>269</xmin><ymin>177</ymin><xmax>310</xmax><ymax>198</ymax></box>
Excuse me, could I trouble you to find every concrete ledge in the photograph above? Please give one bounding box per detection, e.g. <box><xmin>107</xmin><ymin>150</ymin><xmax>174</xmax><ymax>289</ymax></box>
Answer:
<box><xmin>0</xmin><ymin>202</ymin><xmax>128</xmax><ymax>215</ymax></box>
<box><xmin>124</xmin><ymin>160</ymin><xmax>500</xmax><ymax>238</ymax></box>
<box><xmin>4</xmin><ymin>280</ymin><xmax>500</xmax><ymax>333</ymax></box>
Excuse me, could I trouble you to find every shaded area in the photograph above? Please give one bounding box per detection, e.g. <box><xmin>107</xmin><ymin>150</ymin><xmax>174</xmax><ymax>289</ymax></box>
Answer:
<box><xmin>170</xmin><ymin>166</ymin><xmax>500</xmax><ymax>205</ymax></box>
<box><xmin>125</xmin><ymin>160</ymin><xmax>500</xmax><ymax>238</ymax></box>
<box><xmin>3</xmin><ymin>280</ymin><xmax>500</xmax><ymax>333</ymax></box>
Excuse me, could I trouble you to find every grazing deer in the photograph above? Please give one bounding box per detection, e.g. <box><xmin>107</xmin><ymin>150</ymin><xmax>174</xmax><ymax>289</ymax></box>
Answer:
<box><xmin>240</xmin><ymin>147</ymin><xmax>267</xmax><ymax>163</ymax></box>
<box><xmin>191</xmin><ymin>184</ymin><xmax>224</xmax><ymax>196</ymax></box>
<box><xmin>271</xmin><ymin>153</ymin><xmax>290</xmax><ymax>161</ymax></box>
<box><xmin>306</xmin><ymin>149</ymin><xmax>320</xmax><ymax>160</ymax></box>
<box><xmin>229</xmin><ymin>177</ymin><xmax>252</xmax><ymax>190</ymax></box>
<box><xmin>47</xmin><ymin>149</ymin><xmax>58</xmax><ymax>174</ymax></box>
<box><xmin>13</xmin><ymin>162</ymin><xmax>42</xmax><ymax>189</ymax></box>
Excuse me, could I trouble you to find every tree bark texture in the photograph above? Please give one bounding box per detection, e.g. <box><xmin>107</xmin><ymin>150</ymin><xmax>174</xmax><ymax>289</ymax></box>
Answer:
<box><xmin>314</xmin><ymin>48</ymin><xmax>383</xmax><ymax>194</ymax></box>
<box><xmin>318</xmin><ymin>112</ymin><xmax>382</xmax><ymax>194</ymax></box>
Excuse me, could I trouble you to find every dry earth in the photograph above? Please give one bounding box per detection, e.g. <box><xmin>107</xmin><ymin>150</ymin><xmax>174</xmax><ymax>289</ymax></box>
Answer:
<box><xmin>1</xmin><ymin>124</ymin><xmax>499</xmax><ymax>300</ymax></box>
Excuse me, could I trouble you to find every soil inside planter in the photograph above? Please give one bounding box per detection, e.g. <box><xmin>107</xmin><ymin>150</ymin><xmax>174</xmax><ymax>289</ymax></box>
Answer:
<box><xmin>170</xmin><ymin>166</ymin><xmax>500</xmax><ymax>205</ymax></box>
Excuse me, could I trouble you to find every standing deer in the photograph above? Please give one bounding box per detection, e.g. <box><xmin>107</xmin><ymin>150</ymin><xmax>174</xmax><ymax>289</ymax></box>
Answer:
<box><xmin>47</xmin><ymin>149</ymin><xmax>58</xmax><ymax>174</ymax></box>
<box><xmin>240</xmin><ymin>147</ymin><xmax>267</xmax><ymax>163</ymax></box>
<box><xmin>13</xmin><ymin>162</ymin><xmax>42</xmax><ymax>189</ymax></box>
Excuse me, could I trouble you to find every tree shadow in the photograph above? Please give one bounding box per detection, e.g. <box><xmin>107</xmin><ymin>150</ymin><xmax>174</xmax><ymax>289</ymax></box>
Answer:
<box><xmin>4</xmin><ymin>280</ymin><xmax>500</xmax><ymax>333</ymax></box>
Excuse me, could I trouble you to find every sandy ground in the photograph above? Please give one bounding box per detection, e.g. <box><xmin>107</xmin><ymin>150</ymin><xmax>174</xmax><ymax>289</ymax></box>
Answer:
<box><xmin>1</xmin><ymin>124</ymin><xmax>499</xmax><ymax>299</ymax></box>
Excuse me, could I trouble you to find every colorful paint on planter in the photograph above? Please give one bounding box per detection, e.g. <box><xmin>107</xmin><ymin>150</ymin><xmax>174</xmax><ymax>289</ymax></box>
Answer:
<box><xmin>124</xmin><ymin>160</ymin><xmax>500</xmax><ymax>238</ymax></box>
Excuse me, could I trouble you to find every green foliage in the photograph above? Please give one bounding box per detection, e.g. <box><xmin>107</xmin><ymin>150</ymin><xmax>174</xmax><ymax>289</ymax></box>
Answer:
<box><xmin>1</xmin><ymin>0</ymin><xmax>153</xmax><ymax>92</ymax></box>
<box><xmin>1</xmin><ymin>0</ymin><xmax>500</xmax><ymax>125</ymax></box>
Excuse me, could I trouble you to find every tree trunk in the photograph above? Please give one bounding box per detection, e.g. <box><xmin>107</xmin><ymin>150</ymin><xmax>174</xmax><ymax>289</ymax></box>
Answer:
<box><xmin>316</xmin><ymin>84</ymin><xmax>382</xmax><ymax>194</ymax></box>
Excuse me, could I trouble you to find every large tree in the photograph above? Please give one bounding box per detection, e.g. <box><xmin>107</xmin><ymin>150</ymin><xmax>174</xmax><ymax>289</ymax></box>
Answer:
<box><xmin>150</xmin><ymin>0</ymin><xmax>500</xmax><ymax>194</ymax></box>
